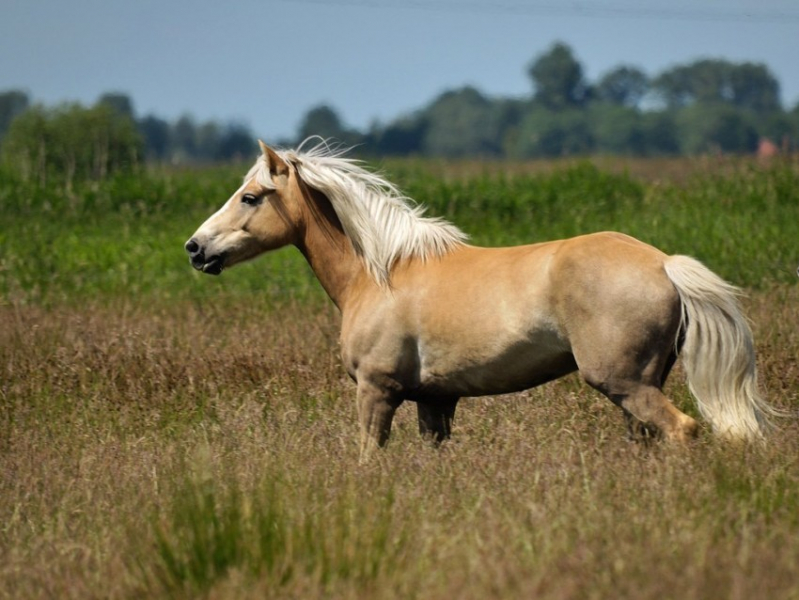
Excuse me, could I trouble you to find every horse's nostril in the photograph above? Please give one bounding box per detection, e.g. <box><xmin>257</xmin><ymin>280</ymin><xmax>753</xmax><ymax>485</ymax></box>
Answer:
<box><xmin>185</xmin><ymin>238</ymin><xmax>200</xmax><ymax>255</ymax></box>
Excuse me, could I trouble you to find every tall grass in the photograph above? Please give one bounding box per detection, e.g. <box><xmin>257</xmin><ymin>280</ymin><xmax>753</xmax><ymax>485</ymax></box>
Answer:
<box><xmin>1</xmin><ymin>296</ymin><xmax>798</xmax><ymax>598</ymax></box>
<box><xmin>1</xmin><ymin>158</ymin><xmax>798</xmax><ymax>309</ymax></box>
<box><xmin>394</xmin><ymin>159</ymin><xmax>799</xmax><ymax>285</ymax></box>
<box><xmin>151</xmin><ymin>463</ymin><xmax>403</xmax><ymax>596</ymax></box>
<box><xmin>1</xmin><ymin>157</ymin><xmax>798</xmax><ymax>598</ymax></box>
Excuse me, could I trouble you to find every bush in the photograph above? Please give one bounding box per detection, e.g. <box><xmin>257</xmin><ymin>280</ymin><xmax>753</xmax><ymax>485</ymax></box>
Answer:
<box><xmin>1</xmin><ymin>102</ymin><xmax>143</xmax><ymax>189</ymax></box>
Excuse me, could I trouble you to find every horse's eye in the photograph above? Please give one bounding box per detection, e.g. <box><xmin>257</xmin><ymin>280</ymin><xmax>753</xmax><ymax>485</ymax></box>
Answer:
<box><xmin>242</xmin><ymin>193</ymin><xmax>260</xmax><ymax>206</ymax></box>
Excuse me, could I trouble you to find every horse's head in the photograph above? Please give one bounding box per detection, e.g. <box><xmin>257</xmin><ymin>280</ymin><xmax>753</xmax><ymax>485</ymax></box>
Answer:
<box><xmin>185</xmin><ymin>141</ymin><xmax>301</xmax><ymax>275</ymax></box>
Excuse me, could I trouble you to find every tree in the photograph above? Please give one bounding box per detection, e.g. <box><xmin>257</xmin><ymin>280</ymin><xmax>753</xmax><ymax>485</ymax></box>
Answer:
<box><xmin>138</xmin><ymin>114</ymin><xmax>170</xmax><ymax>160</ymax></box>
<box><xmin>653</xmin><ymin>59</ymin><xmax>781</xmax><ymax>111</ymax></box>
<box><xmin>589</xmin><ymin>104</ymin><xmax>646</xmax><ymax>155</ymax></box>
<box><xmin>367</xmin><ymin>115</ymin><xmax>427</xmax><ymax>156</ymax></box>
<box><xmin>170</xmin><ymin>115</ymin><xmax>198</xmax><ymax>162</ymax></box>
<box><xmin>595</xmin><ymin>66</ymin><xmax>649</xmax><ymax>108</ymax></box>
<box><xmin>195</xmin><ymin>121</ymin><xmax>221</xmax><ymax>161</ymax></box>
<box><xmin>513</xmin><ymin>107</ymin><xmax>594</xmax><ymax>157</ymax></box>
<box><xmin>639</xmin><ymin>112</ymin><xmax>680</xmax><ymax>155</ymax></box>
<box><xmin>97</xmin><ymin>92</ymin><xmax>135</xmax><ymax>119</ymax></box>
<box><xmin>297</xmin><ymin>105</ymin><xmax>357</xmax><ymax>145</ymax></box>
<box><xmin>729</xmin><ymin>62</ymin><xmax>781</xmax><ymax>112</ymax></box>
<box><xmin>527</xmin><ymin>42</ymin><xmax>590</xmax><ymax>110</ymax></box>
<box><xmin>676</xmin><ymin>104</ymin><xmax>758</xmax><ymax>154</ymax></box>
<box><xmin>420</xmin><ymin>87</ymin><xmax>506</xmax><ymax>157</ymax></box>
<box><xmin>1</xmin><ymin>102</ymin><xmax>142</xmax><ymax>187</ymax></box>
<box><xmin>0</xmin><ymin>90</ymin><xmax>30</xmax><ymax>140</ymax></box>
<box><xmin>216</xmin><ymin>124</ymin><xmax>255</xmax><ymax>161</ymax></box>
<box><xmin>756</xmin><ymin>111</ymin><xmax>797</xmax><ymax>151</ymax></box>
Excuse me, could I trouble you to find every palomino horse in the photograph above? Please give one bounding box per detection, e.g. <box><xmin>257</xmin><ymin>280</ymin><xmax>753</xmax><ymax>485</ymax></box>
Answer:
<box><xmin>185</xmin><ymin>141</ymin><xmax>776</xmax><ymax>459</ymax></box>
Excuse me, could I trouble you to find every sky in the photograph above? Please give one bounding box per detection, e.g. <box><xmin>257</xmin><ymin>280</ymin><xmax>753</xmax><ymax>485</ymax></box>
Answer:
<box><xmin>2</xmin><ymin>0</ymin><xmax>798</xmax><ymax>141</ymax></box>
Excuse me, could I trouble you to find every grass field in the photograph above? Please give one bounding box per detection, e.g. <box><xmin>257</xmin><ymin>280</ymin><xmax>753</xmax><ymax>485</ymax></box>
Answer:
<box><xmin>1</xmin><ymin>155</ymin><xmax>798</xmax><ymax>598</ymax></box>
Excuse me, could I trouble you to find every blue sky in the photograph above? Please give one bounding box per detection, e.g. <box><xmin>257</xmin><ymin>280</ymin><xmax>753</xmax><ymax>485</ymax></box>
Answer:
<box><xmin>2</xmin><ymin>0</ymin><xmax>798</xmax><ymax>141</ymax></box>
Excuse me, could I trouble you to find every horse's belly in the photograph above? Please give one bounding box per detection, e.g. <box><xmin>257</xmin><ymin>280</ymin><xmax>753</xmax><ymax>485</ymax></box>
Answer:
<box><xmin>412</xmin><ymin>333</ymin><xmax>576</xmax><ymax>398</ymax></box>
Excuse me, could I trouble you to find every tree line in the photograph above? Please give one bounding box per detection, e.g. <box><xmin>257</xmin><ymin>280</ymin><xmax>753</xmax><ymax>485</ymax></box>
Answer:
<box><xmin>311</xmin><ymin>43</ymin><xmax>799</xmax><ymax>158</ymax></box>
<box><xmin>2</xmin><ymin>41</ymin><xmax>798</xmax><ymax>183</ymax></box>
<box><xmin>0</xmin><ymin>91</ymin><xmax>256</xmax><ymax>186</ymax></box>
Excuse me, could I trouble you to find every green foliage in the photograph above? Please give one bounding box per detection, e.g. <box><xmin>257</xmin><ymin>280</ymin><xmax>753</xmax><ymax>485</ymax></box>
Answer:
<box><xmin>653</xmin><ymin>59</ymin><xmax>781</xmax><ymax>112</ymax></box>
<box><xmin>97</xmin><ymin>91</ymin><xmax>136</xmax><ymax>119</ymax></box>
<box><xmin>367</xmin><ymin>113</ymin><xmax>427</xmax><ymax>155</ymax></box>
<box><xmin>676</xmin><ymin>104</ymin><xmax>759</xmax><ymax>154</ymax></box>
<box><xmin>361</xmin><ymin>45</ymin><xmax>794</xmax><ymax>158</ymax></box>
<box><xmin>396</xmin><ymin>160</ymin><xmax>799</xmax><ymax>285</ymax></box>
<box><xmin>512</xmin><ymin>107</ymin><xmax>593</xmax><ymax>158</ymax></box>
<box><xmin>1</xmin><ymin>102</ymin><xmax>142</xmax><ymax>188</ymax></box>
<box><xmin>153</xmin><ymin>473</ymin><xmax>289</xmax><ymax>593</ymax></box>
<box><xmin>0</xmin><ymin>165</ymin><xmax>324</xmax><ymax>307</ymax></box>
<box><xmin>0</xmin><ymin>90</ymin><xmax>30</xmax><ymax>139</ymax></box>
<box><xmin>297</xmin><ymin>105</ymin><xmax>362</xmax><ymax>147</ymax></box>
<box><xmin>421</xmin><ymin>87</ymin><xmax>506</xmax><ymax>157</ymax></box>
<box><xmin>527</xmin><ymin>42</ymin><xmax>590</xmax><ymax>110</ymax></box>
<box><xmin>595</xmin><ymin>65</ymin><xmax>649</xmax><ymax>108</ymax></box>
<box><xmin>1</xmin><ymin>159</ymin><xmax>797</xmax><ymax>311</ymax></box>
<box><xmin>588</xmin><ymin>105</ymin><xmax>645</xmax><ymax>155</ymax></box>
<box><xmin>151</xmin><ymin>465</ymin><xmax>402</xmax><ymax>596</ymax></box>
<box><xmin>0</xmin><ymin>88</ymin><xmax>259</xmax><ymax>166</ymax></box>
<box><xmin>639</xmin><ymin>111</ymin><xmax>681</xmax><ymax>155</ymax></box>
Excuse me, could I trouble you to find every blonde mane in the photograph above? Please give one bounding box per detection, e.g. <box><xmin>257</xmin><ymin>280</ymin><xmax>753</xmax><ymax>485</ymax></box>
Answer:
<box><xmin>250</xmin><ymin>141</ymin><xmax>467</xmax><ymax>285</ymax></box>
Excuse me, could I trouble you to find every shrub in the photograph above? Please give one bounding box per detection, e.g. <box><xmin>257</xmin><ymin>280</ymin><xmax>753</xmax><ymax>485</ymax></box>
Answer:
<box><xmin>1</xmin><ymin>102</ymin><xmax>143</xmax><ymax>189</ymax></box>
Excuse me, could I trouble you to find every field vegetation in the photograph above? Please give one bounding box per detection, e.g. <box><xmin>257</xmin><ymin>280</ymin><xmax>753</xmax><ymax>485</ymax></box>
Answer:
<box><xmin>1</xmin><ymin>154</ymin><xmax>799</xmax><ymax>598</ymax></box>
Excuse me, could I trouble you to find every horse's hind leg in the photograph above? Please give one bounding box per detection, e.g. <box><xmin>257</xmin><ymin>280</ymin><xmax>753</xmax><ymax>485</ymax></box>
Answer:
<box><xmin>623</xmin><ymin>409</ymin><xmax>659</xmax><ymax>442</ymax></box>
<box><xmin>622</xmin><ymin>349</ymin><xmax>681</xmax><ymax>441</ymax></box>
<box><xmin>612</xmin><ymin>384</ymin><xmax>698</xmax><ymax>442</ymax></box>
<box><xmin>416</xmin><ymin>397</ymin><xmax>459</xmax><ymax>444</ymax></box>
<box><xmin>660</xmin><ymin>348</ymin><xmax>679</xmax><ymax>388</ymax></box>
<box><xmin>575</xmin><ymin>332</ymin><xmax>697</xmax><ymax>442</ymax></box>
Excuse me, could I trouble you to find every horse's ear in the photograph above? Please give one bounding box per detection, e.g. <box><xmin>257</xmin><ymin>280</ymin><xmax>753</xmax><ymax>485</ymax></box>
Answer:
<box><xmin>259</xmin><ymin>140</ymin><xmax>289</xmax><ymax>176</ymax></box>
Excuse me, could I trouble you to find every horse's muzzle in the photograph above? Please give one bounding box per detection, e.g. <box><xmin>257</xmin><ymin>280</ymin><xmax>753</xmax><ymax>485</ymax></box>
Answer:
<box><xmin>185</xmin><ymin>238</ymin><xmax>225</xmax><ymax>275</ymax></box>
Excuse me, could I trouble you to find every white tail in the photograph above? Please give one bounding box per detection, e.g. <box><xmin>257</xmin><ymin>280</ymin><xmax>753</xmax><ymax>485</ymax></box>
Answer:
<box><xmin>664</xmin><ymin>255</ymin><xmax>775</xmax><ymax>440</ymax></box>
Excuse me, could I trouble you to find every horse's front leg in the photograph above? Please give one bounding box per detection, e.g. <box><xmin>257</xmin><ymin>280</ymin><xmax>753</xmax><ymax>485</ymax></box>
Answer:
<box><xmin>356</xmin><ymin>380</ymin><xmax>403</xmax><ymax>462</ymax></box>
<box><xmin>416</xmin><ymin>398</ymin><xmax>459</xmax><ymax>445</ymax></box>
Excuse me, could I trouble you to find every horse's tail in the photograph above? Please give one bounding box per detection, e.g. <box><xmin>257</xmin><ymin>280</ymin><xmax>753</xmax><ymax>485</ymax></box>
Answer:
<box><xmin>664</xmin><ymin>255</ymin><xmax>777</xmax><ymax>440</ymax></box>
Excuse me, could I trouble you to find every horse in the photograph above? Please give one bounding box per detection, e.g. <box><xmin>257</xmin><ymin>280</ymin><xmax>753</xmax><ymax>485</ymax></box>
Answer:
<box><xmin>185</xmin><ymin>140</ymin><xmax>777</xmax><ymax>460</ymax></box>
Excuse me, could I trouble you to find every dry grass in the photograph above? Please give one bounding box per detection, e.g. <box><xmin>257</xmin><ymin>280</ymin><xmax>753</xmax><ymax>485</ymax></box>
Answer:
<box><xmin>1</xmin><ymin>288</ymin><xmax>798</xmax><ymax>599</ymax></box>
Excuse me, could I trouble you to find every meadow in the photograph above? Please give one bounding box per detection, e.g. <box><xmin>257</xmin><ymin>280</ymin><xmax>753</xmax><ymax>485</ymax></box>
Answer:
<box><xmin>1</xmin><ymin>155</ymin><xmax>799</xmax><ymax>599</ymax></box>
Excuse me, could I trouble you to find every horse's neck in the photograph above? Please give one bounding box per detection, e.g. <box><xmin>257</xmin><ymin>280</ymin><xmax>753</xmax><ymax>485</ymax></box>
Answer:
<box><xmin>295</xmin><ymin>186</ymin><xmax>364</xmax><ymax>310</ymax></box>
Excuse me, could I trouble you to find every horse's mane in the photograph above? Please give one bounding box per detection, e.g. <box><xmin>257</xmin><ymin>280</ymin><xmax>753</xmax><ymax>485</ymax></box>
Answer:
<box><xmin>248</xmin><ymin>140</ymin><xmax>467</xmax><ymax>285</ymax></box>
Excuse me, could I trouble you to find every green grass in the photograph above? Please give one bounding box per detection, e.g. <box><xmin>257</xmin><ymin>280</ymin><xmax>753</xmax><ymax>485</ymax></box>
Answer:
<box><xmin>393</xmin><ymin>160</ymin><xmax>799</xmax><ymax>285</ymax></box>
<box><xmin>1</xmin><ymin>157</ymin><xmax>799</xmax><ymax>598</ymax></box>
<box><xmin>150</xmin><ymin>463</ymin><xmax>403</xmax><ymax>596</ymax></box>
<box><xmin>1</xmin><ymin>158</ymin><xmax>798</xmax><ymax>309</ymax></box>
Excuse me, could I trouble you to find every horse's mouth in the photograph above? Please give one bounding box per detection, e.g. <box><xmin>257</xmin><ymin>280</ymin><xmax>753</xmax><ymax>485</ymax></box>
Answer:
<box><xmin>192</xmin><ymin>254</ymin><xmax>225</xmax><ymax>275</ymax></box>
